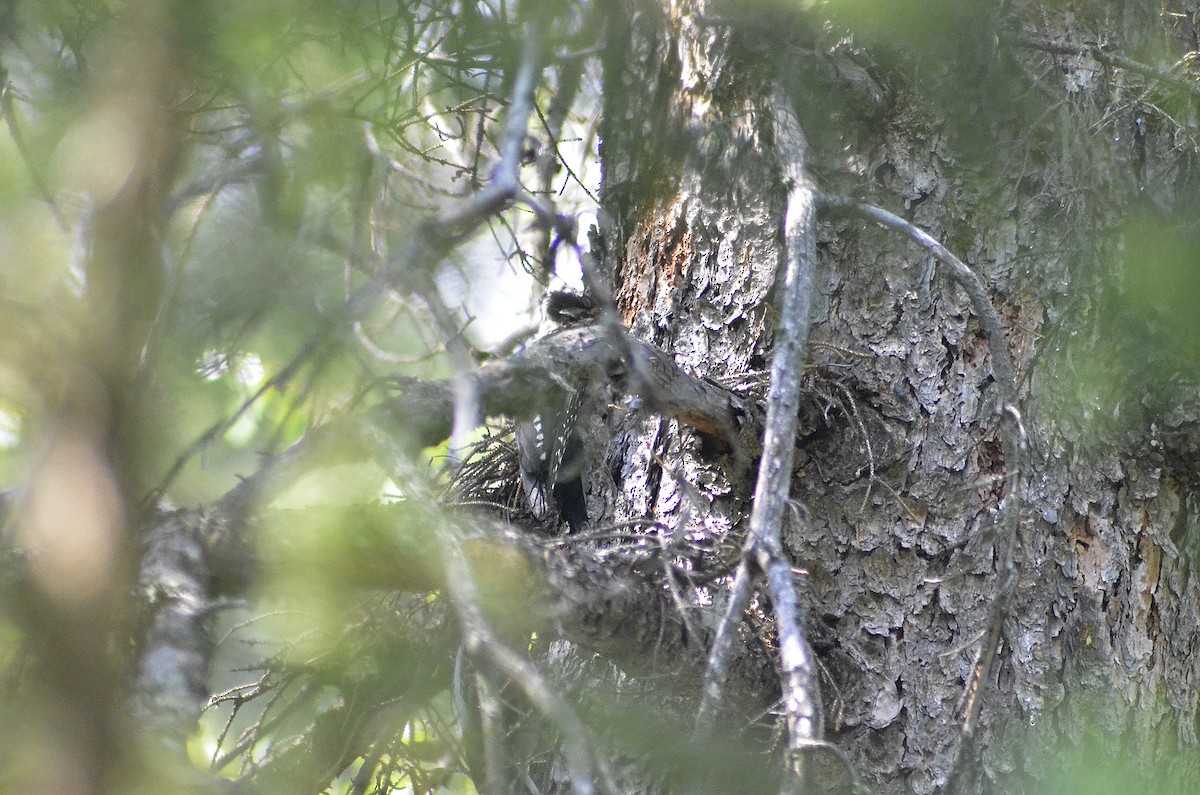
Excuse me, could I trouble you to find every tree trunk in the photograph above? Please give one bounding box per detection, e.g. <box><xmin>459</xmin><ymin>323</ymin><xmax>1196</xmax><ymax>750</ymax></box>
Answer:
<box><xmin>593</xmin><ymin>2</ymin><xmax>1200</xmax><ymax>793</ymax></box>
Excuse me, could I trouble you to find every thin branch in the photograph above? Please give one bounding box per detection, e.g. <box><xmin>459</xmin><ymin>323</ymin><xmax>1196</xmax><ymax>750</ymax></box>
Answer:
<box><xmin>530</xmin><ymin>56</ymin><xmax>585</xmax><ymax>281</ymax></box>
<box><xmin>695</xmin><ymin>557</ymin><xmax>757</xmax><ymax>738</ymax></box>
<box><xmin>438</xmin><ymin>526</ymin><xmax>615</xmax><ymax>795</ymax></box>
<box><xmin>825</xmin><ymin>199</ymin><xmax>1018</xmax><ymax>410</ymax></box>
<box><xmin>154</xmin><ymin>10</ymin><xmax>553</xmax><ymax>500</ymax></box>
<box><xmin>755</xmin><ymin>87</ymin><xmax>824</xmax><ymax>768</ymax></box>
<box><xmin>696</xmin><ymin>86</ymin><xmax>824</xmax><ymax>790</ymax></box>
<box><xmin>420</xmin><ymin>286</ymin><xmax>484</xmax><ymax>469</ymax></box>
<box><xmin>0</xmin><ymin>65</ymin><xmax>69</xmax><ymax>231</ymax></box>
<box><xmin>1014</xmin><ymin>35</ymin><xmax>1200</xmax><ymax>101</ymax></box>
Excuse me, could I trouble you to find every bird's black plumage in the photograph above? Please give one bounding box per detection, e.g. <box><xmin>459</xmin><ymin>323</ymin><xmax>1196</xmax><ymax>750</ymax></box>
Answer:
<box><xmin>514</xmin><ymin>290</ymin><xmax>598</xmax><ymax>533</ymax></box>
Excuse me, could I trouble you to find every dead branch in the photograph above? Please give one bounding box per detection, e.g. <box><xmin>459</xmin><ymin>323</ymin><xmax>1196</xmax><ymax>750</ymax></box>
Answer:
<box><xmin>128</xmin><ymin>511</ymin><xmax>218</xmax><ymax>749</ymax></box>
<box><xmin>1014</xmin><ymin>35</ymin><xmax>1200</xmax><ymax>101</ymax></box>
<box><xmin>372</xmin><ymin>322</ymin><xmax>746</xmax><ymax>455</ymax></box>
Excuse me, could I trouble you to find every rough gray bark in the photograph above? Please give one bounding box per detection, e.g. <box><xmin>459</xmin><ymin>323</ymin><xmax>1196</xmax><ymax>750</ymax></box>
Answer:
<box><xmin>597</xmin><ymin>0</ymin><xmax>787</xmax><ymax>592</ymax></box>
<box><xmin>593</xmin><ymin>1</ymin><xmax>1200</xmax><ymax>793</ymax></box>
<box><xmin>589</xmin><ymin>1</ymin><xmax>806</xmax><ymax>766</ymax></box>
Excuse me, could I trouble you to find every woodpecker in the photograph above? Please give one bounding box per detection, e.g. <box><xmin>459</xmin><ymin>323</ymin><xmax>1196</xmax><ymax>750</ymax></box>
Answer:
<box><xmin>515</xmin><ymin>290</ymin><xmax>598</xmax><ymax>533</ymax></box>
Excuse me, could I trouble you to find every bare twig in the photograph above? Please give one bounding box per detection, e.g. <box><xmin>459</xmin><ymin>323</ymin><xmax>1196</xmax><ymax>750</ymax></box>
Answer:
<box><xmin>0</xmin><ymin>65</ymin><xmax>69</xmax><ymax>231</ymax></box>
<box><xmin>154</xmin><ymin>11</ymin><xmax>553</xmax><ymax>498</ymax></box>
<box><xmin>696</xmin><ymin>86</ymin><xmax>824</xmax><ymax>789</ymax></box>
<box><xmin>1014</xmin><ymin>35</ymin><xmax>1200</xmax><ymax>100</ymax></box>
<box><xmin>824</xmin><ymin>199</ymin><xmax>1018</xmax><ymax>411</ymax></box>
<box><xmin>695</xmin><ymin>551</ymin><xmax>758</xmax><ymax>738</ymax></box>
<box><xmin>420</xmin><ymin>287</ymin><xmax>484</xmax><ymax>469</ymax></box>
<box><xmin>438</xmin><ymin>529</ymin><xmax>614</xmax><ymax>795</ymax></box>
<box><xmin>529</xmin><ymin>57</ymin><xmax>585</xmax><ymax>281</ymax></box>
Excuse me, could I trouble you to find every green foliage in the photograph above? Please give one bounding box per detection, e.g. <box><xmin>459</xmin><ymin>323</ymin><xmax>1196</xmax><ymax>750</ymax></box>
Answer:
<box><xmin>1123</xmin><ymin>210</ymin><xmax>1200</xmax><ymax>377</ymax></box>
<box><xmin>0</xmin><ymin>1</ymin><xmax>541</xmax><ymax>791</ymax></box>
<box><xmin>0</xmin><ymin>0</ymin><xmax>528</xmax><ymax>496</ymax></box>
<box><xmin>1019</xmin><ymin>692</ymin><xmax>1200</xmax><ymax>795</ymax></box>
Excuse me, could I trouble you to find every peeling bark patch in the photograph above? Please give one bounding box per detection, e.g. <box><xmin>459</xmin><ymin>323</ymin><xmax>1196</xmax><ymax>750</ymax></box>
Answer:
<box><xmin>677</xmin><ymin>409</ymin><xmax>727</xmax><ymax>441</ymax></box>
<box><xmin>1130</xmin><ymin>532</ymin><xmax>1161</xmax><ymax>650</ymax></box>
<box><xmin>659</xmin><ymin>227</ymin><xmax>693</xmax><ymax>320</ymax></box>
<box><xmin>869</xmin><ymin>678</ymin><xmax>904</xmax><ymax>728</ymax></box>
<box><xmin>976</xmin><ymin>439</ymin><xmax>1005</xmax><ymax>508</ymax></box>
<box><xmin>615</xmin><ymin>197</ymin><xmax>689</xmax><ymax>334</ymax></box>
<box><xmin>1069</xmin><ymin>515</ymin><xmax>1112</xmax><ymax>591</ymax></box>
